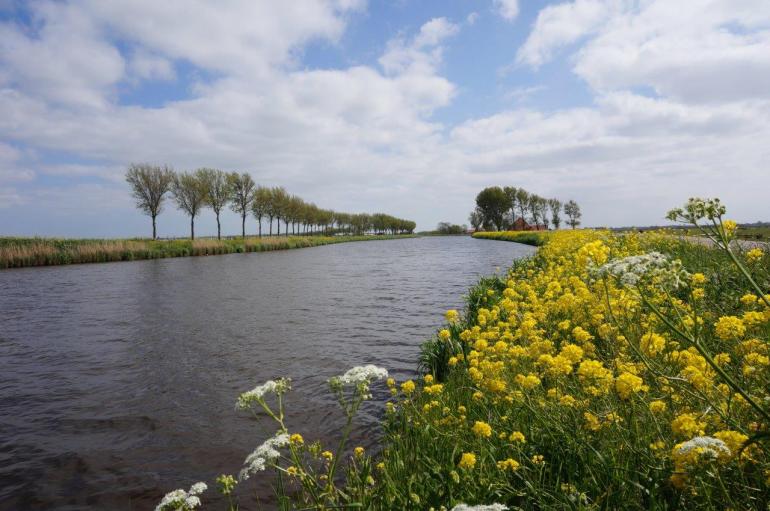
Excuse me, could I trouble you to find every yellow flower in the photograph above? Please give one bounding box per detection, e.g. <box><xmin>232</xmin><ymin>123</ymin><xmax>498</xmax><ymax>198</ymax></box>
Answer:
<box><xmin>321</xmin><ymin>450</ymin><xmax>333</xmax><ymax>461</ymax></box>
<box><xmin>354</xmin><ymin>446</ymin><xmax>364</xmax><ymax>457</ymax></box>
<box><xmin>286</xmin><ymin>465</ymin><xmax>299</xmax><ymax>477</ymax></box>
<box><xmin>746</xmin><ymin>248</ymin><xmax>764</xmax><ymax>263</ymax></box>
<box><xmin>439</xmin><ymin>329</ymin><xmax>451</xmax><ymax>341</ymax></box>
<box><xmin>424</xmin><ymin>374</ymin><xmax>434</xmax><ymax>384</ymax></box>
<box><xmin>640</xmin><ymin>332</ymin><xmax>666</xmax><ymax>356</ymax></box>
<box><xmin>289</xmin><ymin>433</ymin><xmax>304</xmax><ymax>446</ymax></box>
<box><xmin>572</xmin><ymin>326</ymin><xmax>594</xmax><ymax>343</ymax></box>
<box><xmin>713</xmin><ymin>430</ymin><xmax>748</xmax><ymax>456</ymax></box>
<box><xmin>496</xmin><ymin>458</ymin><xmax>520</xmax><ymax>471</ymax></box>
<box><xmin>448</xmin><ymin>356</ymin><xmax>458</xmax><ymax>366</ymax></box>
<box><xmin>671</xmin><ymin>413</ymin><xmax>706</xmax><ymax>438</ymax></box>
<box><xmin>424</xmin><ymin>384</ymin><xmax>444</xmax><ymax>395</ymax></box>
<box><xmin>615</xmin><ymin>372</ymin><xmax>646</xmax><ymax>399</ymax></box>
<box><xmin>649</xmin><ymin>400</ymin><xmax>667</xmax><ymax>414</ymax></box>
<box><xmin>559</xmin><ymin>344</ymin><xmax>584</xmax><ymax>363</ymax></box>
<box><xmin>445</xmin><ymin>309</ymin><xmax>459</xmax><ymax>323</ymax></box>
<box><xmin>386</xmin><ymin>378</ymin><xmax>395</xmax><ymax>387</ymax></box>
<box><xmin>400</xmin><ymin>380</ymin><xmax>415</xmax><ymax>395</ymax></box>
<box><xmin>472</xmin><ymin>421</ymin><xmax>492</xmax><ymax>438</ymax></box>
<box><xmin>584</xmin><ymin>412</ymin><xmax>602</xmax><ymax>431</ymax></box>
<box><xmin>514</xmin><ymin>373</ymin><xmax>541</xmax><ymax>389</ymax></box>
<box><xmin>714</xmin><ymin>316</ymin><xmax>746</xmax><ymax>340</ymax></box>
<box><xmin>458</xmin><ymin>452</ymin><xmax>477</xmax><ymax>469</ymax></box>
<box><xmin>509</xmin><ymin>431</ymin><xmax>526</xmax><ymax>443</ymax></box>
<box><xmin>740</xmin><ymin>293</ymin><xmax>758</xmax><ymax>306</ymax></box>
<box><xmin>531</xmin><ymin>454</ymin><xmax>545</xmax><ymax>465</ymax></box>
<box><xmin>691</xmin><ymin>273</ymin><xmax>706</xmax><ymax>286</ymax></box>
<box><xmin>722</xmin><ymin>219</ymin><xmax>738</xmax><ymax>237</ymax></box>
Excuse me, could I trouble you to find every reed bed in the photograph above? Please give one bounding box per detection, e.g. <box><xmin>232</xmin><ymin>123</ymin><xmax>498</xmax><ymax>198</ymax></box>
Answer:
<box><xmin>0</xmin><ymin>235</ymin><xmax>413</xmax><ymax>269</ymax></box>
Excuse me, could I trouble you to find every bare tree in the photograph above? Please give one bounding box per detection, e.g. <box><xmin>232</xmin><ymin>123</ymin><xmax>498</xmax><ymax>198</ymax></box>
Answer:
<box><xmin>228</xmin><ymin>172</ymin><xmax>257</xmax><ymax>238</ymax></box>
<box><xmin>548</xmin><ymin>198</ymin><xmax>563</xmax><ymax>229</ymax></box>
<box><xmin>197</xmin><ymin>168</ymin><xmax>231</xmax><ymax>240</ymax></box>
<box><xmin>468</xmin><ymin>208</ymin><xmax>483</xmax><ymax>230</ymax></box>
<box><xmin>537</xmin><ymin>197</ymin><xmax>549</xmax><ymax>228</ymax></box>
<box><xmin>125</xmin><ymin>163</ymin><xmax>174</xmax><ymax>239</ymax></box>
<box><xmin>271</xmin><ymin>187</ymin><xmax>290</xmax><ymax>236</ymax></box>
<box><xmin>515</xmin><ymin>188</ymin><xmax>529</xmax><ymax>224</ymax></box>
<box><xmin>564</xmin><ymin>200</ymin><xmax>582</xmax><ymax>229</ymax></box>
<box><xmin>172</xmin><ymin>171</ymin><xmax>209</xmax><ymax>240</ymax></box>
<box><xmin>503</xmin><ymin>186</ymin><xmax>518</xmax><ymax>227</ymax></box>
<box><xmin>252</xmin><ymin>186</ymin><xmax>271</xmax><ymax>237</ymax></box>
<box><xmin>527</xmin><ymin>194</ymin><xmax>541</xmax><ymax>226</ymax></box>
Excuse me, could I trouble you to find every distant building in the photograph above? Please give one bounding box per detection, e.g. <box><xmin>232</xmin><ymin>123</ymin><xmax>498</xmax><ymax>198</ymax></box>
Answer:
<box><xmin>512</xmin><ymin>218</ymin><xmax>548</xmax><ymax>231</ymax></box>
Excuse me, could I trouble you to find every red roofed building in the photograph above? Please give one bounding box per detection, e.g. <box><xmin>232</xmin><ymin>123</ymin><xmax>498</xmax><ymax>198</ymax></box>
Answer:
<box><xmin>512</xmin><ymin>218</ymin><xmax>548</xmax><ymax>231</ymax></box>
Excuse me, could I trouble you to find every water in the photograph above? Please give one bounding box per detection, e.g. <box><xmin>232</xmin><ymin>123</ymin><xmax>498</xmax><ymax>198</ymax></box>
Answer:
<box><xmin>0</xmin><ymin>236</ymin><xmax>534</xmax><ymax>510</ymax></box>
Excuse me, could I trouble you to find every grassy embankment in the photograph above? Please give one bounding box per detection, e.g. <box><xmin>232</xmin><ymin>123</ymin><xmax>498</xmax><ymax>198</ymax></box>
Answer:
<box><xmin>472</xmin><ymin>230</ymin><xmax>548</xmax><ymax>246</ymax></box>
<box><xmin>369</xmin><ymin>227</ymin><xmax>769</xmax><ymax>509</ymax></box>
<box><xmin>0</xmin><ymin>234</ymin><xmax>414</xmax><ymax>269</ymax></box>
<box><xmin>152</xmin><ymin>217</ymin><xmax>770</xmax><ymax>510</ymax></box>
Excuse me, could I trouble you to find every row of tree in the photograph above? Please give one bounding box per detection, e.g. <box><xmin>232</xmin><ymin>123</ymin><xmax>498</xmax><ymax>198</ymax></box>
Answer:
<box><xmin>125</xmin><ymin>164</ymin><xmax>416</xmax><ymax>240</ymax></box>
<box><xmin>469</xmin><ymin>186</ymin><xmax>582</xmax><ymax>231</ymax></box>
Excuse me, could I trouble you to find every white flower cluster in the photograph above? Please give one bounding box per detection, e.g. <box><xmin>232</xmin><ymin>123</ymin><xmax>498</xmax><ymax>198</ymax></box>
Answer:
<box><xmin>236</xmin><ymin>378</ymin><xmax>291</xmax><ymax>410</ymax></box>
<box><xmin>677</xmin><ymin>436</ymin><xmax>731</xmax><ymax>460</ymax></box>
<box><xmin>155</xmin><ymin>482</ymin><xmax>207</xmax><ymax>511</ymax></box>
<box><xmin>329</xmin><ymin>365</ymin><xmax>389</xmax><ymax>399</ymax></box>
<box><xmin>597</xmin><ymin>252</ymin><xmax>690</xmax><ymax>289</ymax></box>
<box><xmin>239</xmin><ymin>432</ymin><xmax>290</xmax><ymax>481</ymax></box>
<box><xmin>337</xmin><ymin>365</ymin><xmax>389</xmax><ymax>385</ymax></box>
<box><xmin>667</xmin><ymin>197</ymin><xmax>726</xmax><ymax>224</ymax></box>
<box><xmin>451</xmin><ymin>504</ymin><xmax>508</xmax><ymax>511</ymax></box>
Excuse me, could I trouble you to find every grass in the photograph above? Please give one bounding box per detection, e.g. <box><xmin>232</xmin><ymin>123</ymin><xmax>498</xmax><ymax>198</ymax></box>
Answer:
<box><xmin>0</xmin><ymin>234</ymin><xmax>415</xmax><ymax>269</ymax></box>
<box><xmin>472</xmin><ymin>230</ymin><xmax>549</xmax><ymax>246</ymax></box>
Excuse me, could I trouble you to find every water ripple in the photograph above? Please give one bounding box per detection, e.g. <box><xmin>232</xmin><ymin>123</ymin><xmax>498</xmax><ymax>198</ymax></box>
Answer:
<box><xmin>0</xmin><ymin>236</ymin><xmax>534</xmax><ymax>510</ymax></box>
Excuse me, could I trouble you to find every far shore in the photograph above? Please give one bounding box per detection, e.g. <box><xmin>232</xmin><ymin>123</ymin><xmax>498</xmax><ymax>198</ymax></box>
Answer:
<box><xmin>0</xmin><ymin>234</ymin><xmax>416</xmax><ymax>270</ymax></box>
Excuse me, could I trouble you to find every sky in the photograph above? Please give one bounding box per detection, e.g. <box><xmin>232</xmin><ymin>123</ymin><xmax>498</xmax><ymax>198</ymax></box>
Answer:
<box><xmin>1</xmin><ymin>0</ymin><xmax>769</xmax><ymax>237</ymax></box>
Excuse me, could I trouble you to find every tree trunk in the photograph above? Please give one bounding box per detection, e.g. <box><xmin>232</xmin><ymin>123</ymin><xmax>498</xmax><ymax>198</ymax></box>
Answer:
<box><xmin>152</xmin><ymin>214</ymin><xmax>157</xmax><ymax>240</ymax></box>
<box><xmin>277</xmin><ymin>218</ymin><xmax>281</xmax><ymax>236</ymax></box>
<box><xmin>216</xmin><ymin>213</ymin><xmax>221</xmax><ymax>240</ymax></box>
<box><xmin>191</xmin><ymin>216</ymin><xmax>195</xmax><ymax>240</ymax></box>
<box><xmin>258</xmin><ymin>217</ymin><xmax>262</xmax><ymax>238</ymax></box>
<box><xmin>242</xmin><ymin>214</ymin><xmax>246</xmax><ymax>238</ymax></box>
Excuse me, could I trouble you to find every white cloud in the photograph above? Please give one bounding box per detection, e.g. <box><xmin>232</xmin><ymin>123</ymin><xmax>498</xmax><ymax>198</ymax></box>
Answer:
<box><xmin>516</xmin><ymin>0</ymin><xmax>625</xmax><ymax>68</ymax></box>
<box><xmin>1</xmin><ymin>0</ymin><xmax>770</xmax><ymax>234</ymax></box>
<box><xmin>573</xmin><ymin>1</ymin><xmax>770</xmax><ymax>103</ymax></box>
<box><xmin>494</xmin><ymin>0</ymin><xmax>520</xmax><ymax>21</ymax></box>
<box><xmin>128</xmin><ymin>50</ymin><xmax>176</xmax><ymax>82</ymax></box>
<box><xmin>0</xmin><ymin>1</ymin><xmax>125</xmax><ymax>107</ymax></box>
<box><xmin>466</xmin><ymin>12</ymin><xmax>480</xmax><ymax>25</ymax></box>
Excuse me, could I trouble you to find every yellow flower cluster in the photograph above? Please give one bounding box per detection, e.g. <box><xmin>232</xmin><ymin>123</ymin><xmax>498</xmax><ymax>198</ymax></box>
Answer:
<box><xmin>389</xmin><ymin>228</ymin><xmax>770</xmax><ymax>507</ymax></box>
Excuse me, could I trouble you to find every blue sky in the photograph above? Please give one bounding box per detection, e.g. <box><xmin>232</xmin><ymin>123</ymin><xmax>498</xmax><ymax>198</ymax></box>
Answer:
<box><xmin>1</xmin><ymin>0</ymin><xmax>769</xmax><ymax>237</ymax></box>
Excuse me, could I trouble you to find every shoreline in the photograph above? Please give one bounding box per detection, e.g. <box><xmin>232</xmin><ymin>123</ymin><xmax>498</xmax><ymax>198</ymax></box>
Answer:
<box><xmin>0</xmin><ymin>234</ymin><xmax>416</xmax><ymax>270</ymax></box>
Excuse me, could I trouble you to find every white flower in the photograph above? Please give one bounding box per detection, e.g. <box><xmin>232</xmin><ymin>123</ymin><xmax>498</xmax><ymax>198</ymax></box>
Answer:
<box><xmin>155</xmin><ymin>482</ymin><xmax>207</xmax><ymax>511</ymax></box>
<box><xmin>239</xmin><ymin>432</ymin><xmax>290</xmax><ymax>481</ymax></box>
<box><xmin>337</xmin><ymin>365</ymin><xmax>389</xmax><ymax>385</ymax></box>
<box><xmin>329</xmin><ymin>365</ymin><xmax>389</xmax><ymax>399</ymax></box>
<box><xmin>676</xmin><ymin>436</ymin><xmax>730</xmax><ymax>460</ymax></box>
<box><xmin>597</xmin><ymin>252</ymin><xmax>690</xmax><ymax>289</ymax></box>
<box><xmin>236</xmin><ymin>378</ymin><xmax>291</xmax><ymax>409</ymax></box>
<box><xmin>451</xmin><ymin>504</ymin><xmax>508</xmax><ymax>511</ymax></box>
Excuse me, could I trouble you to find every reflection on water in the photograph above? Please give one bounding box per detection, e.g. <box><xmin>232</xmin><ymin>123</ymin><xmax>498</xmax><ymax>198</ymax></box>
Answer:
<box><xmin>0</xmin><ymin>236</ymin><xmax>534</xmax><ymax>510</ymax></box>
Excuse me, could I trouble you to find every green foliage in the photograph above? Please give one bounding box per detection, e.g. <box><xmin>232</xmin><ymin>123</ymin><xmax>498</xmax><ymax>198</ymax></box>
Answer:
<box><xmin>472</xmin><ymin>231</ymin><xmax>547</xmax><ymax>247</ymax></box>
